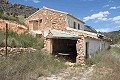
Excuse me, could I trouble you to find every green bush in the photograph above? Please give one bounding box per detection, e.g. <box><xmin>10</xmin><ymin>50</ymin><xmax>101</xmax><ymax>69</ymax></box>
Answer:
<box><xmin>10</xmin><ymin>38</ymin><xmax>18</xmax><ymax>48</ymax></box>
<box><xmin>86</xmin><ymin>51</ymin><xmax>105</xmax><ymax>66</ymax></box>
<box><xmin>0</xmin><ymin>30</ymin><xmax>44</xmax><ymax>49</ymax></box>
<box><xmin>0</xmin><ymin>41</ymin><xmax>5</xmax><ymax>47</ymax></box>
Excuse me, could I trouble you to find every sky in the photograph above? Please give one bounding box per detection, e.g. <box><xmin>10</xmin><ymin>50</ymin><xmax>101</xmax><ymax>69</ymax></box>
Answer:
<box><xmin>9</xmin><ymin>0</ymin><xmax>120</xmax><ymax>32</ymax></box>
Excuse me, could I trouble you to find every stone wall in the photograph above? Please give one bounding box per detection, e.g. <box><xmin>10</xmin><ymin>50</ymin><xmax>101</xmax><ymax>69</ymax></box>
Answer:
<box><xmin>0</xmin><ymin>47</ymin><xmax>36</xmax><ymax>57</ymax></box>
<box><xmin>76</xmin><ymin>35</ymin><xmax>85</xmax><ymax>65</ymax></box>
<box><xmin>25</xmin><ymin>7</ymin><xmax>67</xmax><ymax>35</ymax></box>
<box><xmin>0</xmin><ymin>19</ymin><xmax>27</xmax><ymax>34</ymax></box>
<box><xmin>111</xmin><ymin>44</ymin><xmax>120</xmax><ymax>48</ymax></box>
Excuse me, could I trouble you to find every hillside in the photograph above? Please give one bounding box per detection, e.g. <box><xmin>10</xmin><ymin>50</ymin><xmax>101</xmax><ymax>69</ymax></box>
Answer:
<box><xmin>103</xmin><ymin>30</ymin><xmax>120</xmax><ymax>44</ymax></box>
<box><xmin>0</xmin><ymin>0</ymin><xmax>38</xmax><ymax>25</ymax></box>
<box><xmin>0</xmin><ymin>0</ymin><xmax>38</xmax><ymax>17</ymax></box>
<box><xmin>84</xmin><ymin>25</ymin><xmax>97</xmax><ymax>33</ymax></box>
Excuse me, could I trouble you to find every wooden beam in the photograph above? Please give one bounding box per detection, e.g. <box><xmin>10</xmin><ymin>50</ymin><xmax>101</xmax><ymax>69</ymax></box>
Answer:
<box><xmin>5</xmin><ymin>23</ymin><xmax>8</xmax><ymax>56</ymax></box>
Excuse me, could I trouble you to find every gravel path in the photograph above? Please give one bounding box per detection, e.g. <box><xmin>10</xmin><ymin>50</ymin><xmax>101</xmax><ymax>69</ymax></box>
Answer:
<box><xmin>37</xmin><ymin>64</ymin><xmax>95</xmax><ymax>80</ymax></box>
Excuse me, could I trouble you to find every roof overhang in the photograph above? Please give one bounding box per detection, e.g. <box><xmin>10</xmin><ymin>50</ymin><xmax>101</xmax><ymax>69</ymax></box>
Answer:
<box><xmin>47</xmin><ymin>36</ymin><xmax>80</xmax><ymax>40</ymax></box>
<box><xmin>31</xmin><ymin>30</ymin><xmax>42</xmax><ymax>34</ymax></box>
<box><xmin>44</xmin><ymin>29</ymin><xmax>80</xmax><ymax>40</ymax></box>
<box><xmin>67</xmin><ymin>14</ymin><xmax>85</xmax><ymax>24</ymax></box>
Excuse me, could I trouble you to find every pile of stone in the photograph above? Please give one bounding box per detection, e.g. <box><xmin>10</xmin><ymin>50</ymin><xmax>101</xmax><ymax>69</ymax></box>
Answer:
<box><xmin>0</xmin><ymin>47</ymin><xmax>36</xmax><ymax>56</ymax></box>
<box><xmin>110</xmin><ymin>44</ymin><xmax>120</xmax><ymax>48</ymax></box>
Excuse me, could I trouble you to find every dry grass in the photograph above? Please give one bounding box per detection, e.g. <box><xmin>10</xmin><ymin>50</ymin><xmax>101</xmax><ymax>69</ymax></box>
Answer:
<box><xmin>90</xmin><ymin>48</ymin><xmax>120</xmax><ymax>80</ymax></box>
<box><xmin>0</xmin><ymin>50</ymin><xmax>67</xmax><ymax>80</ymax></box>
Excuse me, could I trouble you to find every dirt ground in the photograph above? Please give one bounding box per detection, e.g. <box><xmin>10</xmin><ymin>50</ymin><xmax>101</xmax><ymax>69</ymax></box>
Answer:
<box><xmin>38</xmin><ymin>63</ymin><xmax>95</xmax><ymax>80</ymax></box>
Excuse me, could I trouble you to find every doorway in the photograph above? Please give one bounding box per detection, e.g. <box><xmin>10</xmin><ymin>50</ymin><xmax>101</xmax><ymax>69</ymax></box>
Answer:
<box><xmin>33</xmin><ymin>21</ymin><xmax>38</xmax><ymax>30</ymax></box>
<box><xmin>52</xmin><ymin>39</ymin><xmax>77</xmax><ymax>62</ymax></box>
<box><xmin>85</xmin><ymin>42</ymin><xmax>89</xmax><ymax>59</ymax></box>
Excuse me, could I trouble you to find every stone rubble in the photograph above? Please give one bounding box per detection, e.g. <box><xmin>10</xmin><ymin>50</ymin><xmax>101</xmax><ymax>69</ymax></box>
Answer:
<box><xmin>110</xmin><ymin>44</ymin><xmax>120</xmax><ymax>48</ymax></box>
<box><xmin>0</xmin><ymin>47</ymin><xmax>36</xmax><ymax>56</ymax></box>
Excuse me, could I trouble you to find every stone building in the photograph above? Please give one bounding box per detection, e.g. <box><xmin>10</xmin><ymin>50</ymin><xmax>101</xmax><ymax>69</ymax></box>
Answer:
<box><xmin>25</xmin><ymin>7</ymin><xmax>111</xmax><ymax>65</ymax></box>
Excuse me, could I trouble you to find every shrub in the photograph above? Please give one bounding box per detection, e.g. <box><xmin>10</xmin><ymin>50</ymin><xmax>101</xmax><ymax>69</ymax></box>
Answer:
<box><xmin>0</xmin><ymin>50</ymin><xmax>66</xmax><ymax>80</ymax></box>
<box><xmin>10</xmin><ymin>38</ymin><xmax>18</xmax><ymax>48</ymax></box>
<box><xmin>86</xmin><ymin>51</ymin><xmax>103</xmax><ymax>66</ymax></box>
<box><xmin>110</xmin><ymin>47</ymin><xmax>120</xmax><ymax>55</ymax></box>
<box><xmin>91</xmin><ymin>48</ymin><xmax>120</xmax><ymax>80</ymax></box>
<box><xmin>0</xmin><ymin>30</ymin><xmax>44</xmax><ymax>49</ymax></box>
<box><xmin>0</xmin><ymin>40</ymin><xmax>5</xmax><ymax>47</ymax></box>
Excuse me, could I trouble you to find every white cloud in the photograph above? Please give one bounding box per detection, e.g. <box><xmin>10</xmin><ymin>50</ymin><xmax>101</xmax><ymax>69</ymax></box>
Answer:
<box><xmin>110</xmin><ymin>16</ymin><xmax>120</xmax><ymax>23</ymax></box>
<box><xmin>96</xmin><ymin>28</ymin><xmax>110</xmax><ymax>32</ymax></box>
<box><xmin>90</xmin><ymin>10</ymin><xmax>94</xmax><ymax>12</ymax></box>
<box><xmin>83</xmin><ymin>11</ymin><xmax>110</xmax><ymax>22</ymax></box>
<box><xmin>33</xmin><ymin>0</ymin><xmax>40</xmax><ymax>3</ymax></box>
<box><xmin>115</xmin><ymin>26</ymin><xmax>120</xmax><ymax>28</ymax></box>
<box><xmin>24</xmin><ymin>0</ymin><xmax>40</xmax><ymax>3</ymax></box>
<box><xmin>103</xmin><ymin>5</ymin><xmax>109</xmax><ymax>7</ymax></box>
<box><xmin>110</xmin><ymin>6</ymin><xmax>120</xmax><ymax>9</ymax></box>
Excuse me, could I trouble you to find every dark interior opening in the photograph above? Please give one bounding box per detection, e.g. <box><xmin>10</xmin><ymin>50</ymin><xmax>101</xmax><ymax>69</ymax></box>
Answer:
<box><xmin>85</xmin><ymin>42</ymin><xmax>89</xmax><ymax>59</ymax></box>
<box><xmin>52</xmin><ymin>39</ymin><xmax>77</xmax><ymax>63</ymax></box>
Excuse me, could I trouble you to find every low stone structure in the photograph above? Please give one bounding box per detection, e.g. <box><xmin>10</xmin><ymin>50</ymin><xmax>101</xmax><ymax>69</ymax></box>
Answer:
<box><xmin>0</xmin><ymin>19</ymin><xmax>27</xmax><ymax>34</ymax></box>
<box><xmin>0</xmin><ymin>47</ymin><xmax>36</xmax><ymax>56</ymax></box>
<box><xmin>111</xmin><ymin>44</ymin><xmax>120</xmax><ymax>48</ymax></box>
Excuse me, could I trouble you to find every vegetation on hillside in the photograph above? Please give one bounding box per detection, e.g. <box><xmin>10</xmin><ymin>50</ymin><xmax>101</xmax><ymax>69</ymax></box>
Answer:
<box><xmin>0</xmin><ymin>1</ymin><xmax>38</xmax><ymax>25</ymax></box>
<box><xmin>0</xmin><ymin>7</ymin><xmax>25</xmax><ymax>25</ymax></box>
<box><xmin>84</xmin><ymin>25</ymin><xmax>97</xmax><ymax>33</ymax></box>
<box><xmin>102</xmin><ymin>30</ymin><xmax>120</xmax><ymax>44</ymax></box>
<box><xmin>0</xmin><ymin>30</ymin><xmax>44</xmax><ymax>49</ymax></box>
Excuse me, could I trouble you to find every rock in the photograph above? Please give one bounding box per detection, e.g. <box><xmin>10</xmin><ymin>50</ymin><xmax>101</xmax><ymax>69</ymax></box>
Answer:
<box><xmin>65</xmin><ymin>62</ymin><xmax>76</xmax><ymax>66</ymax></box>
<box><xmin>111</xmin><ymin>44</ymin><xmax>120</xmax><ymax>48</ymax></box>
<box><xmin>0</xmin><ymin>47</ymin><xmax>36</xmax><ymax>57</ymax></box>
<box><xmin>37</xmin><ymin>77</ymin><xmax>46</xmax><ymax>80</ymax></box>
<box><xmin>1</xmin><ymin>52</ymin><xmax>5</xmax><ymax>56</ymax></box>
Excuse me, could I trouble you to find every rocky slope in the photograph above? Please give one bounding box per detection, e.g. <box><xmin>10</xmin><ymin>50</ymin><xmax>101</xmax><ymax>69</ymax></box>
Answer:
<box><xmin>102</xmin><ymin>30</ymin><xmax>120</xmax><ymax>44</ymax></box>
<box><xmin>0</xmin><ymin>0</ymin><xmax>38</xmax><ymax>18</ymax></box>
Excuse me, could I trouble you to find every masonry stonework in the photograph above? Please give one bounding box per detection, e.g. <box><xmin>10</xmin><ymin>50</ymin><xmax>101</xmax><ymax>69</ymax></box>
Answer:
<box><xmin>25</xmin><ymin>8</ymin><xmax>67</xmax><ymax>35</ymax></box>
<box><xmin>25</xmin><ymin>7</ymin><xmax>111</xmax><ymax>65</ymax></box>
<box><xmin>76</xmin><ymin>35</ymin><xmax>85</xmax><ymax>65</ymax></box>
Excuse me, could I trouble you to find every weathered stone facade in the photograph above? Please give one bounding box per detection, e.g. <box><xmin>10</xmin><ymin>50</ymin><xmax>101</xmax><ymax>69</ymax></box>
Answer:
<box><xmin>76</xmin><ymin>35</ymin><xmax>85</xmax><ymax>65</ymax></box>
<box><xmin>25</xmin><ymin>7</ymin><xmax>110</xmax><ymax>65</ymax></box>
<box><xmin>25</xmin><ymin>7</ymin><xmax>67</xmax><ymax>35</ymax></box>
